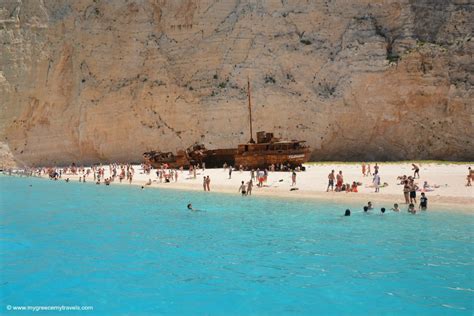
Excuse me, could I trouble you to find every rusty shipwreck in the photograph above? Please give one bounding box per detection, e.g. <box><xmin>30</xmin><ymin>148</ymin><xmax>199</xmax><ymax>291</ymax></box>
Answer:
<box><xmin>187</xmin><ymin>79</ymin><xmax>311</xmax><ymax>169</ymax></box>
<box><xmin>144</xmin><ymin>79</ymin><xmax>311</xmax><ymax>169</ymax></box>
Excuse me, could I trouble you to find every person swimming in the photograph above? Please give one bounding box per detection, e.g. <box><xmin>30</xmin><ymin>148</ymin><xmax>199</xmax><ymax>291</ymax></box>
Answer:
<box><xmin>367</xmin><ymin>201</ymin><xmax>373</xmax><ymax>210</ymax></box>
<box><xmin>408</xmin><ymin>203</ymin><xmax>416</xmax><ymax>214</ymax></box>
<box><xmin>391</xmin><ymin>203</ymin><xmax>400</xmax><ymax>212</ymax></box>
<box><xmin>187</xmin><ymin>203</ymin><xmax>202</xmax><ymax>212</ymax></box>
<box><xmin>381</xmin><ymin>207</ymin><xmax>386</xmax><ymax>214</ymax></box>
<box><xmin>363</xmin><ymin>206</ymin><xmax>369</xmax><ymax>213</ymax></box>
<box><xmin>344</xmin><ymin>209</ymin><xmax>351</xmax><ymax>216</ymax></box>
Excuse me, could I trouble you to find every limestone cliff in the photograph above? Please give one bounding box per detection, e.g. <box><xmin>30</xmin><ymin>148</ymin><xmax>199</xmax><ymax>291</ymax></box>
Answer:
<box><xmin>0</xmin><ymin>0</ymin><xmax>473</xmax><ymax>166</ymax></box>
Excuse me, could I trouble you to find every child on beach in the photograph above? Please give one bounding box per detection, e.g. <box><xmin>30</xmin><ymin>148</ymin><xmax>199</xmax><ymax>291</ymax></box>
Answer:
<box><xmin>419</xmin><ymin>193</ymin><xmax>428</xmax><ymax>210</ymax></box>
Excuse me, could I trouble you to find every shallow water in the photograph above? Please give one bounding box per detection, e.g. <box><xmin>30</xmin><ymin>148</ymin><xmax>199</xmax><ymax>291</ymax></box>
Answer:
<box><xmin>1</xmin><ymin>175</ymin><xmax>473</xmax><ymax>315</ymax></box>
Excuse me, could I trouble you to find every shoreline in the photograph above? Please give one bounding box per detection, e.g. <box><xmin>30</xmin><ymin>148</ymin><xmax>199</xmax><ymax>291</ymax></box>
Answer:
<box><xmin>110</xmin><ymin>178</ymin><xmax>474</xmax><ymax>213</ymax></box>
<box><xmin>4</xmin><ymin>161</ymin><xmax>473</xmax><ymax>213</ymax></box>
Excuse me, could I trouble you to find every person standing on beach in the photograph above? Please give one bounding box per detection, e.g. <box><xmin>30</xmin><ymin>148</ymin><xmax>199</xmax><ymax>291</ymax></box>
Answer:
<box><xmin>206</xmin><ymin>176</ymin><xmax>211</xmax><ymax>191</ymax></box>
<box><xmin>291</xmin><ymin>170</ymin><xmax>297</xmax><ymax>186</ymax></box>
<box><xmin>362</xmin><ymin>163</ymin><xmax>366</xmax><ymax>176</ymax></box>
<box><xmin>419</xmin><ymin>192</ymin><xmax>428</xmax><ymax>210</ymax></box>
<box><xmin>403</xmin><ymin>180</ymin><xmax>410</xmax><ymax>204</ymax></box>
<box><xmin>467</xmin><ymin>167</ymin><xmax>472</xmax><ymax>186</ymax></box>
<box><xmin>374</xmin><ymin>163</ymin><xmax>379</xmax><ymax>174</ymax></box>
<box><xmin>247</xmin><ymin>179</ymin><xmax>253</xmax><ymax>196</ymax></box>
<box><xmin>367</xmin><ymin>164</ymin><xmax>372</xmax><ymax>176</ymax></box>
<box><xmin>228</xmin><ymin>166</ymin><xmax>232</xmax><ymax>179</ymax></box>
<box><xmin>257</xmin><ymin>169</ymin><xmax>264</xmax><ymax>187</ymax></box>
<box><xmin>239</xmin><ymin>181</ymin><xmax>247</xmax><ymax>196</ymax></box>
<box><xmin>373</xmin><ymin>172</ymin><xmax>380</xmax><ymax>193</ymax></box>
<box><xmin>412</xmin><ymin>164</ymin><xmax>420</xmax><ymax>179</ymax></box>
<box><xmin>409</xmin><ymin>180</ymin><xmax>418</xmax><ymax>204</ymax></box>
<box><xmin>327</xmin><ymin>170</ymin><xmax>335</xmax><ymax>192</ymax></box>
<box><xmin>336</xmin><ymin>171</ymin><xmax>343</xmax><ymax>191</ymax></box>
<box><xmin>203</xmin><ymin>177</ymin><xmax>207</xmax><ymax>191</ymax></box>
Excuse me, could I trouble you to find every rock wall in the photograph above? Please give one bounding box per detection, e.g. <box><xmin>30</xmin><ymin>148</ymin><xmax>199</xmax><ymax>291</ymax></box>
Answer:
<box><xmin>0</xmin><ymin>0</ymin><xmax>473</xmax><ymax>167</ymax></box>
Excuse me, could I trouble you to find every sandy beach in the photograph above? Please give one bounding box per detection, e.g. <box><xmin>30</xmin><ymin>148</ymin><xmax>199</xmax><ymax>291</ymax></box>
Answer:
<box><xmin>36</xmin><ymin>162</ymin><xmax>474</xmax><ymax>212</ymax></box>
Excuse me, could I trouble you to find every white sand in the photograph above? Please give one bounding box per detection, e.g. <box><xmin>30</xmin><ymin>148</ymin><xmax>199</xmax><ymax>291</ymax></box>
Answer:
<box><xmin>56</xmin><ymin>162</ymin><xmax>473</xmax><ymax>212</ymax></box>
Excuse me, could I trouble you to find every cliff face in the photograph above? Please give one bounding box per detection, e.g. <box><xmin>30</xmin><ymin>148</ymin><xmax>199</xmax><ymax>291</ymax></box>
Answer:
<box><xmin>0</xmin><ymin>0</ymin><xmax>473</xmax><ymax>166</ymax></box>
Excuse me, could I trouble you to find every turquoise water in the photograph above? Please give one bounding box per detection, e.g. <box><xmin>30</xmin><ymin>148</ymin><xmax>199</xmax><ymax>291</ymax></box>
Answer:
<box><xmin>1</xmin><ymin>175</ymin><xmax>473</xmax><ymax>315</ymax></box>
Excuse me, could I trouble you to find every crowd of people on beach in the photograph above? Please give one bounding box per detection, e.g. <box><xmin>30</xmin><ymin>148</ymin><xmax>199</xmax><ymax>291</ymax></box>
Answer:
<box><xmin>39</xmin><ymin>163</ymin><xmax>137</xmax><ymax>186</ymax></box>
<box><xmin>9</xmin><ymin>161</ymin><xmax>472</xmax><ymax>214</ymax></box>
<box><xmin>326</xmin><ymin>170</ymin><xmax>361</xmax><ymax>193</ymax></box>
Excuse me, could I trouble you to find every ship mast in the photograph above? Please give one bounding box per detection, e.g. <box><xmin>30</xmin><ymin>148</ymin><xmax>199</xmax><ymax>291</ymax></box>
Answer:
<box><xmin>247</xmin><ymin>77</ymin><xmax>255</xmax><ymax>144</ymax></box>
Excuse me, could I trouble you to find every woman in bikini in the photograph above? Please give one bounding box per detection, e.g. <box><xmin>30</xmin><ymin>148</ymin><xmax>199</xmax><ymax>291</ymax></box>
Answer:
<box><xmin>403</xmin><ymin>180</ymin><xmax>410</xmax><ymax>204</ymax></box>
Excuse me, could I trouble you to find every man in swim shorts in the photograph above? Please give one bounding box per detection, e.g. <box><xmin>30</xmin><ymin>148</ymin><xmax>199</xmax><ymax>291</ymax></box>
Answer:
<box><xmin>409</xmin><ymin>180</ymin><xmax>418</xmax><ymax>204</ymax></box>
<box><xmin>327</xmin><ymin>170</ymin><xmax>335</xmax><ymax>192</ymax></box>
<box><xmin>412</xmin><ymin>164</ymin><xmax>420</xmax><ymax>179</ymax></box>
<box><xmin>239</xmin><ymin>181</ymin><xmax>247</xmax><ymax>196</ymax></box>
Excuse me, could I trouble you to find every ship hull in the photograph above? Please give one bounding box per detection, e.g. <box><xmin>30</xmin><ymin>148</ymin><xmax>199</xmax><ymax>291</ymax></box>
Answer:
<box><xmin>235</xmin><ymin>148</ymin><xmax>311</xmax><ymax>169</ymax></box>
